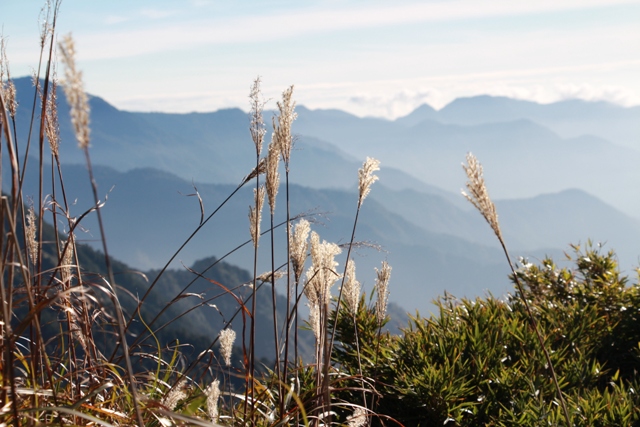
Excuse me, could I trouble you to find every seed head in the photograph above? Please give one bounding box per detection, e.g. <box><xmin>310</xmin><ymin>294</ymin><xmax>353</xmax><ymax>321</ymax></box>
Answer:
<box><xmin>347</xmin><ymin>407</ymin><xmax>367</xmax><ymax>427</ymax></box>
<box><xmin>305</xmin><ymin>232</ymin><xmax>341</xmax><ymax>306</ymax></box>
<box><xmin>205</xmin><ymin>379</ymin><xmax>221</xmax><ymax>421</ymax></box>
<box><xmin>45</xmin><ymin>80</ymin><xmax>60</xmax><ymax>158</ymax></box>
<box><xmin>266</xmin><ymin>134</ymin><xmax>280</xmax><ymax>214</ymax></box>
<box><xmin>275</xmin><ymin>85</ymin><xmax>297</xmax><ymax>167</ymax></box>
<box><xmin>26</xmin><ymin>202</ymin><xmax>38</xmax><ymax>265</ymax></box>
<box><xmin>249</xmin><ymin>77</ymin><xmax>266</xmax><ymax>155</ymax></box>
<box><xmin>60</xmin><ymin>235</ymin><xmax>75</xmax><ymax>286</ymax></box>
<box><xmin>162</xmin><ymin>378</ymin><xmax>187</xmax><ymax>410</ymax></box>
<box><xmin>218</xmin><ymin>328</ymin><xmax>236</xmax><ymax>367</ymax></box>
<box><xmin>461</xmin><ymin>152</ymin><xmax>502</xmax><ymax>241</ymax></box>
<box><xmin>256</xmin><ymin>270</ymin><xmax>285</xmax><ymax>283</ymax></box>
<box><xmin>59</xmin><ymin>34</ymin><xmax>91</xmax><ymax>149</ymax></box>
<box><xmin>358</xmin><ymin>157</ymin><xmax>380</xmax><ymax>202</ymax></box>
<box><xmin>308</xmin><ymin>299</ymin><xmax>321</xmax><ymax>341</ymax></box>
<box><xmin>343</xmin><ymin>259</ymin><xmax>361</xmax><ymax>316</ymax></box>
<box><xmin>248</xmin><ymin>185</ymin><xmax>265</xmax><ymax>247</ymax></box>
<box><xmin>0</xmin><ymin>37</ymin><xmax>17</xmax><ymax>119</ymax></box>
<box><xmin>242</xmin><ymin>157</ymin><xmax>267</xmax><ymax>185</ymax></box>
<box><xmin>290</xmin><ymin>219</ymin><xmax>310</xmax><ymax>283</ymax></box>
<box><xmin>374</xmin><ymin>261</ymin><xmax>391</xmax><ymax>324</ymax></box>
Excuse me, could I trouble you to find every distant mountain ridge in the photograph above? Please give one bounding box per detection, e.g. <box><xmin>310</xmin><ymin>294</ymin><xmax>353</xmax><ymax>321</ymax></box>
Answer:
<box><xmin>7</xmin><ymin>75</ymin><xmax>640</xmax><ymax>314</ymax></box>
<box><xmin>410</xmin><ymin>95</ymin><xmax>639</xmax><ymax>150</ymax></box>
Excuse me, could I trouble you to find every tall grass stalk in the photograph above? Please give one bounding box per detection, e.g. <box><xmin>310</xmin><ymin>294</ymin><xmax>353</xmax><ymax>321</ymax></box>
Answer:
<box><xmin>248</xmin><ymin>76</ymin><xmax>266</xmax><ymax>425</ymax></box>
<box><xmin>277</xmin><ymin>86</ymin><xmax>297</xmax><ymax>422</ymax></box>
<box><xmin>462</xmin><ymin>152</ymin><xmax>572</xmax><ymax>426</ymax></box>
<box><xmin>0</xmin><ymin>5</ymin><xmax>394</xmax><ymax>425</ymax></box>
<box><xmin>58</xmin><ymin>34</ymin><xmax>145</xmax><ymax>427</ymax></box>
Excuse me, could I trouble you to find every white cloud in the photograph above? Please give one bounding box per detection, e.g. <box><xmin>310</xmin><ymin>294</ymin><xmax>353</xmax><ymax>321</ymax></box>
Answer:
<box><xmin>139</xmin><ymin>8</ymin><xmax>178</xmax><ymax>20</ymax></box>
<box><xmin>551</xmin><ymin>83</ymin><xmax>640</xmax><ymax>106</ymax></box>
<box><xmin>67</xmin><ymin>0</ymin><xmax>640</xmax><ymax>60</ymax></box>
<box><xmin>348</xmin><ymin>89</ymin><xmax>443</xmax><ymax>118</ymax></box>
<box><xmin>104</xmin><ymin>15</ymin><xmax>130</xmax><ymax>25</ymax></box>
<box><xmin>343</xmin><ymin>83</ymin><xmax>640</xmax><ymax>119</ymax></box>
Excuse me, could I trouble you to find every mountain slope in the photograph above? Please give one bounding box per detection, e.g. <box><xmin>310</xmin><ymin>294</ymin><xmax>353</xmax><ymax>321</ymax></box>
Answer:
<box><xmin>17</xmin><ymin>159</ymin><xmax>510</xmax><ymax>314</ymax></box>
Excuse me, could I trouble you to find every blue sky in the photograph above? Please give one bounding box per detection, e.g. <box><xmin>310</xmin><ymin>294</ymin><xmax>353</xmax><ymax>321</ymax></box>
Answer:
<box><xmin>2</xmin><ymin>0</ymin><xmax>639</xmax><ymax>118</ymax></box>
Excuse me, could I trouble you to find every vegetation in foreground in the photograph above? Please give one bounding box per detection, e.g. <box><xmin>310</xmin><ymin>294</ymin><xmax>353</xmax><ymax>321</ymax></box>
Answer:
<box><xmin>335</xmin><ymin>244</ymin><xmax>640</xmax><ymax>426</ymax></box>
<box><xmin>1</xmin><ymin>2</ymin><xmax>639</xmax><ymax>426</ymax></box>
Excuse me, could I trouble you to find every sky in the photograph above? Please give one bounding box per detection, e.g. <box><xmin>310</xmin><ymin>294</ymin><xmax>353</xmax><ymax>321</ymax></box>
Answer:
<box><xmin>2</xmin><ymin>0</ymin><xmax>640</xmax><ymax>119</ymax></box>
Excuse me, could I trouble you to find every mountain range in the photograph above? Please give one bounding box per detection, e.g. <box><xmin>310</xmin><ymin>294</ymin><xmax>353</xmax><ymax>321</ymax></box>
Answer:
<box><xmin>7</xmin><ymin>76</ymin><xmax>640</xmax><ymax>315</ymax></box>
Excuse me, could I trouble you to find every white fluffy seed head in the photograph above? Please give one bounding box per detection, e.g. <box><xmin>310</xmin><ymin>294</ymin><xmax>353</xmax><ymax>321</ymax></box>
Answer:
<box><xmin>461</xmin><ymin>152</ymin><xmax>502</xmax><ymax>241</ymax></box>
<box><xmin>162</xmin><ymin>378</ymin><xmax>187</xmax><ymax>411</ymax></box>
<box><xmin>44</xmin><ymin>79</ymin><xmax>60</xmax><ymax>158</ymax></box>
<box><xmin>275</xmin><ymin>85</ymin><xmax>297</xmax><ymax>167</ymax></box>
<box><xmin>58</xmin><ymin>34</ymin><xmax>91</xmax><ymax>150</ymax></box>
<box><xmin>266</xmin><ymin>134</ymin><xmax>280</xmax><ymax>214</ymax></box>
<box><xmin>290</xmin><ymin>219</ymin><xmax>311</xmax><ymax>283</ymax></box>
<box><xmin>347</xmin><ymin>407</ymin><xmax>368</xmax><ymax>427</ymax></box>
<box><xmin>308</xmin><ymin>299</ymin><xmax>321</xmax><ymax>341</ymax></box>
<box><xmin>358</xmin><ymin>157</ymin><xmax>380</xmax><ymax>202</ymax></box>
<box><xmin>343</xmin><ymin>259</ymin><xmax>361</xmax><ymax>316</ymax></box>
<box><xmin>0</xmin><ymin>37</ymin><xmax>17</xmax><ymax>119</ymax></box>
<box><xmin>249</xmin><ymin>77</ymin><xmax>266</xmax><ymax>155</ymax></box>
<box><xmin>249</xmin><ymin>185</ymin><xmax>265</xmax><ymax>247</ymax></box>
<box><xmin>26</xmin><ymin>202</ymin><xmax>38</xmax><ymax>265</ymax></box>
<box><xmin>374</xmin><ymin>261</ymin><xmax>391</xmax><ymax>324</ymax></box>
<box><xmin>305</xmin><ymin>232</ymin><xmax>341</xmax><ymax>307</ymax></box>
<box><xmin>218</xmin><ymin>328</ymin><xmax>236</xmax><ymax>367</ymax></box>
<box><xmin>60</xmin><ymin>235</ymin><xmax>75</xmax><ymax>286</ymax></box>
<box><xmin>205</xmin><ymin>379</ymin><xmax>221</xmax><ymax>421</ymax></box>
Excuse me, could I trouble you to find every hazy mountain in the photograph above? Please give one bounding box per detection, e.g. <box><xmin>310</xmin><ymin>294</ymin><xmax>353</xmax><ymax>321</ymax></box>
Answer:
<box><xmin>12</xmin><ymin>77</ymin><xmax>448</xmax><ymax>201</ymax></box>
<box><xmin>15</xmin><ymin>76</ymin><xmax>639</xmax><ymax>217</ymax></box>
<box><xmin>20</xmin><ymin>156</ymin><xmax>638</xmax><ymax>315</ymax></box>
<box><xmin>372</xmin><ymin>186</ymin><xmax>640</xmax><ymax>273</ymax></box>
<box><xmin>293</xmin><ymin>106</ymin><xmax>640</xmax><ymax>217</ymax></box>
<box><xmin>400</xmin><ymin>95</ymin><xmax>640</xmax><ymax>151</ymax></box>
<box><xmin>15</xmin><ymin>158</ymin><xmax>512</xmax><ymax>315</ymax></box>
<box><xmin>9</xmin><ymin>76</ymin><xmax>640</xmax><ymax>313</ymax></box>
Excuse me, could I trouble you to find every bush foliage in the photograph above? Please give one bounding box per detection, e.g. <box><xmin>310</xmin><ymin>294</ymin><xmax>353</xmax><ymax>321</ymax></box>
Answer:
<box><xmin>334</xmin><ymin>244</ymin><xmax>640</xmax><ymax>426</ymax></box>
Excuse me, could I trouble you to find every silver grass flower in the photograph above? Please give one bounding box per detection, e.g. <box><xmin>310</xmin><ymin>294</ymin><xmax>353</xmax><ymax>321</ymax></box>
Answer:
<box><xmin>249</xmin><ymin>77</ymin><xmax>266</xmax><ymax>155</ymax></box>
<box><xmin>45</xmin><ymin>80</ymin><xmax>60</xmax><ymax>158</ymax></box>
<box><xmin>219</xmin><ymin>328</ymin><xmax>236</xmax><ymax>367</ymax></box>
<box><xmin>290</xmin><ymin>219</ymin><xmax>310</xmax><ymax>283</ymax></box>
<box><xmin>256</xmin><ymin>270</ymin><xmax>285</xmax><ymax>283</ymax></box>
<box><xmin>249</xmin><ymin>185</ymin><xmax>265</xmax><ymax>247</ymax></box>
<box><xmin>6</xmin><ymin>81</ymin><xmax>16</xmax><ymax>118</ymax></box>
<box><xmin>0</xmin><ymin>38</ymin><xmax>17</xmax><ymax>119</ymax></box>
<box><xmin>60</xmin><ymin>236</ymin><xmax>75</xmax><ymax>285</ymax></box>
<box><xmin>242</xmin><ymin>157</ymin><xmax>267</xmax><ymax>185</ymax></box>
<box><xmin>275</xmin><ymin>85</ymin><xmax>297</xmax><ymax>167</ymax></box>
<box><xmin>308</xmin><ymin>299</ymin><xmax>321</xmax><ymax>341</ymax></box>
<box><xmin>205</xmin><ymin>379</ymin><xmax>221</xmax><ymax>421</ymax></box>
<box><xmin>305</xmin><ymin>232</ymin><xmax>341</xmax><ymax>307</ymax></box>
<box><xmin>461</xmin><ymin>152</ymin><xmax>502</xmax><ymax>241</ymax></box>
<box><xmin>343</xmin><ymin>259</ymin><xmax>361</xmax><ymax>316</ymax></box>
<box><xmin>304</xmin><ymin>231</ymin><xmax>322</xmax><ymax>304</ymax></box>
<box><xmin>347</xmin><ymin>407</ymin><xmax>367</xmax><ymax>427</ymax></box>
<box><xmin>59</xmin><ymin>34</ymin><xmax>91</xmax><ymax>149</ymax></box>
<box><xmin>266</xmin><ymin>134</ymin><xmax>280</xmax><ymax>214</ymax></box>
<box><xmin>162</xmin><ymin>378</ymin><xmax>187</xmax><ymax>410</ymax></box>
<box><xmin>374</xmin><ymin>261</ymin><xmax>391</xmax><ymax>324</ymax></box>
<box><xmin>358</xmin><ymin>157</ymin><xmax>380</xmax><ymax>202</ymax></box>
<box><xmin>26</xmin><ymin>203</ymin><xmax>38</xmax><ymax>265</ymax></box>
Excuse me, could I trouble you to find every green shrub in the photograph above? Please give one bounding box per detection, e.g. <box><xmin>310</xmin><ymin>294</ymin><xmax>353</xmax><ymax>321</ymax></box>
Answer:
<box><xmin>334</xmin><ymin>244</ymin><xmax>640</xmax><ymax>426</ymax></box>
